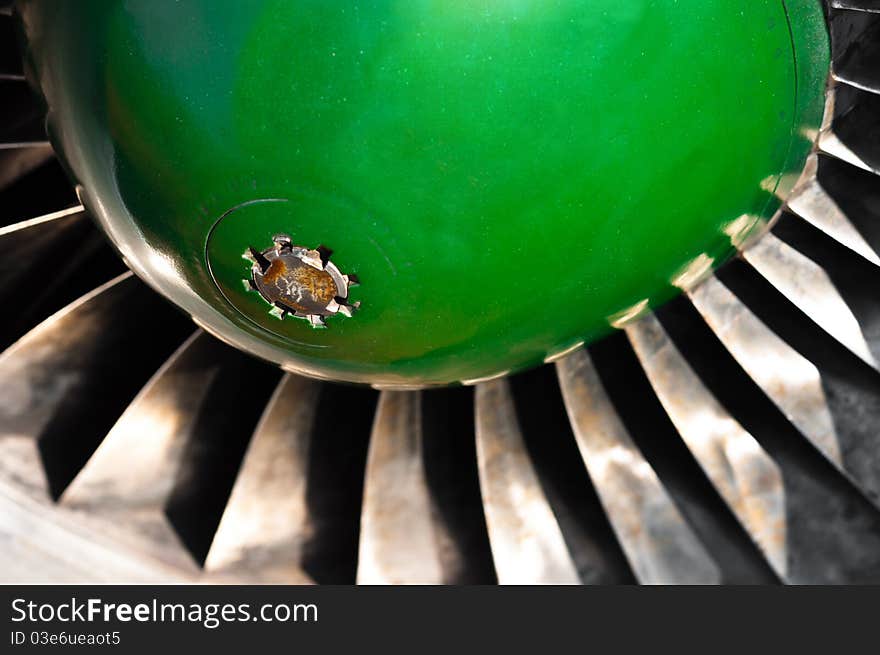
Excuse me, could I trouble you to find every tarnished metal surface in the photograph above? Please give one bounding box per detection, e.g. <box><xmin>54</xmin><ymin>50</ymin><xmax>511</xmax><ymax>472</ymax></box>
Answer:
<box><xmin>206</xmin><ymin>373</ymin><xmax>318</xmax><ymax>583</ymax></box>
<box><xmin>61</xmin><ymin>331</ymin><xmax>229</xmax><ymax>573</ymax></box>
<box><xmin>0</xmin><ymin>482</ymin><xmax>195</xmax><ymax>583</ymax></box>
<box><xmin>0</xmin><ymin>273</ymin><xmax>207</xmax><ymax>580</ymax></box>
<box><xmin>819</xmin><ymin>127</ymin><xmax>876</xmax><ymax>174</ymax></box>
<box><xmin>555</xmin><ymin>349</ymin><xmax>720</xmax><ymax>584</ymax></box>
<box><xmin>0</xmin><ymin>264</ymin><xmax>195</xmax><ymax>497</ymax></box>
<box><xmin>688</xmin><ymin>276</ymin><xmax>843</xmax><ymax>467</ymax></box>
<box><xmin>0</xmin><ymin>204</ymin><xmax>127</xmax><ymax>352</ymax></box>
<box><xmin>786</xmin><ymin>156</ymin><xmax>880</xmax><ymax>266</ymax></box>
<box><xmin>62</xmin><ymin>331</ymin><xmax>213</xmax><ymax>507</ymax></box>
<box><xmin>817</xmin><ymin>83</ymin><xmax>880</xmax><ymax>179</ymax></box>
<box><xmin>474</xmin><ymin>379</ymin><xmax>580</xmax><ymax>584</ymax></box>
<box><xmin>356</xmin><ymin>391</ymin><xmax>444</xmax><ymax>584</ymax></box>
<box><xmin>626</xmin><ymin>313</ymin><xmax>788</xmax><ymax>579</ymax></box>
<box><xmin>742</xmin><ymin>230</ymin><xmax>878</xmax><ymax>370</ymax></box>
<box><xmin>244</xmin><ymin>234</ymin><xmax>359</xmax><ymax>328</ymax></box>
<box><xmin>0</xmin><ymin>273</ymin><xmax>135</xmax><ymax>498</ymax></box>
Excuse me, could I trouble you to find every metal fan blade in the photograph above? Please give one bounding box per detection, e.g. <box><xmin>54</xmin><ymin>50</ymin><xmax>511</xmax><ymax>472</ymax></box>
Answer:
<box><xmin>629</xmin><ymin>310</ymin><xmax>880</xmax><ymax>583</ymax></box>
<box><xmin>626</xmin><ymin>313</ymin><xmax>788</xmax><ymax>578</ymax></box>
<box><xmin>0</xmin><ymin>135</ymin><xmax>48</xmax><ymax>151</ymax></box>
<box><xmin>831</xmin><ymin>2</ymin><xmax>880</xmax><ymax>14</ymax></box>
<box><xmin>419</xmin><ymin>387</ymin><xmax>498</xmax><ymax>584</ymax></box>
<box><xmin>60</xmin><ymin>331</ymin><xmax>240</xmax><ymax>574</ymax></box>
<box><xmin>586</xmin><ymin>333</ymin><xmax>779</xmax><ymax>584</ymax></box>
<box><xmin>811</xmin><ymin>154</ymin><xmax>880</xmax><ymax>259</ymax></box>
<box><xmin>205</xmin><ymin>373</ymin><xmax>319</xmax><ymax>584</ymax></box>
<box><xmin>787</xmin><ymin>156</ymin><xmax>880</xmax><ymax>266</ymax></box>
<box><xmin>819</xmin><ymin>85</ymin><xmax>880</xmax><ymax>174</ymax></box>
<box><xmin>0</xmin><ymin>206</ymin><xmax>88</xmax><ymax>308</ymax></box>
<box><xmin>0</xmin><ymin>204</ymin><xmax>84</xmax><ymax>237</ymax></box>
<box><xmin>690</xmin><ymin>272</ymin><xmax>880</xmax><ymax>514</ymax></box>
<box><xmin>0</xmin><ymin>272</ymin><xmax>129</xmax><ymax>494</ymax></box>
<box><xmin>474</xmin><ymin>378</ymin><xmax>580</xmax><ymax>584</ymax></box>
<box><xmin>820</xmin><ymin>127</ymin><xmax>877</xmax><ymax>173</ymax></box>
<box><xmin>0</xmin><ymin>273</ymin><xmax>192</xmax><ymax>500</ymax></box>
<box><xmin>555</xmin><ymin>349</ymin><xmax>720</xmax><ymax>584</ymax></box>
<box><xmin>0</xmin><ymin>205</ymin><xmax>130</xmax><ymax>351</ymax></box>
<box><xmin>689</xmin><ymin>276</ymin><xmax>844</xmax><ymax>466</ymax></box>
<box><xmin>0</xmin><ymin>483</ymin><xmax>196</xmax><ymax>583</ymax></box>
<box><xmin>160</xmin><ymin>348</ymin><xmax>282</xmax><ymax>567</ymax></box>
<box><xmin>741</xmin><ymin>230</ymin><xmax>878</xmax><ymax>370</ymax></box>
<box><xmin>356</xmin><ymin>390</ymin><xmax>446</xmax><ymax>584</ymax></box>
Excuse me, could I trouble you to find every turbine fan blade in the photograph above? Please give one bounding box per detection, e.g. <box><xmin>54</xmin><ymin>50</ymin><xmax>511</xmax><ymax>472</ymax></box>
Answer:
<box><xmin>356</xmin><ymin>391</ymin><xmax>445</xmax><ymax>584</ymax></box>
<box><xmin>556</xmin><ymin>348</ymin><xmax>720</xmax><ymax>584</ymax></box>
<box><xmin>741</xmin><ymin>229</ymin><xmax>878</xmax><ymax>370</ymax></box>
<box><xmin>474</xmin><ymin>378</ymin><xmax>580</xmax><ymax>584</ymax></box>
<box><xmin>205</xmin><ymin>373</ymin><xmax>320</xmax><ymax>584</ymax></box>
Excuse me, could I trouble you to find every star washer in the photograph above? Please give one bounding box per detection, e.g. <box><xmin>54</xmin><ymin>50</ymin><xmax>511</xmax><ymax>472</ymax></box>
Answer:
<box><xmin>243</xmin><ymin>234</ymin><xmax>359</xmax><ymax>328</ymax></box>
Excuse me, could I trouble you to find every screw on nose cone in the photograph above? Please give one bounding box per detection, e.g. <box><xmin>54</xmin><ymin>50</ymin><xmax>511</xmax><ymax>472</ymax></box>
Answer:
<box><xmin>243</xmin><ymin>234</ymin><xmax>360</xmax><ymax>328</ymax></box>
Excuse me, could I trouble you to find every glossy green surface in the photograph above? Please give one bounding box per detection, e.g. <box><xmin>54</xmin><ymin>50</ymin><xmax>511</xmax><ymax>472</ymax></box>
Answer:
<box><xmin>19</xmin><ymin>0</ymin><xmax>829</xmax><ymax>386</ymax></box>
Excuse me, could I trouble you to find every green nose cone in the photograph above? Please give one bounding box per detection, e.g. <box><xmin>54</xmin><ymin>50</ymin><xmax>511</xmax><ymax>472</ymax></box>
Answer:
<box><xmin>19</xmin><ymin>0</ymin><xmax>829</xmax><ymax>386</ymax></box>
